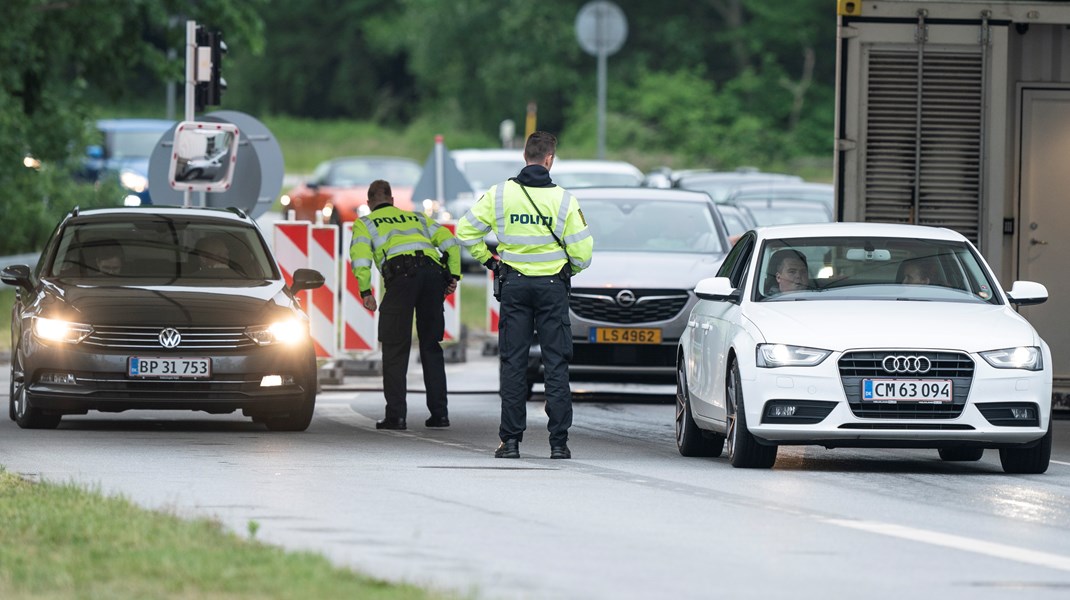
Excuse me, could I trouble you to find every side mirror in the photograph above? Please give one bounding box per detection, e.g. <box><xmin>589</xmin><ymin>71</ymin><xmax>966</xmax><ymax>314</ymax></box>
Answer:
<box><xmin>1007</xmin><ymin>280</ymin><xmax>1048</xmax><ymax>306</ymax></box>
<box><xmin>290</xmin><ymin>268</ymin><xmax>325</xmax><ymax>293</ymax></box>
<box><xmin>694</xmin><ymin>276</ymin><xmax>739</xmax><ymax>301</ymax></box>
<box><xmin>167</xmin><ymin>121</ymin><xmax>240</xmax><ymax>192</ymax></box>
<box><xmin>1</xmin><ymin>264</ymin><xmax>33</xmax><ymax>291</ymax></box>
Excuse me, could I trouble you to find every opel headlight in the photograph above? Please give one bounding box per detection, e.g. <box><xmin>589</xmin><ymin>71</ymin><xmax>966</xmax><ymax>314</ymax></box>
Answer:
<box><xmin>756</xmin><ymin>344</ymin><xmax>831</xmax><ymax>368</ymax></box>
<box><xmin>33</xmin><ymin>317</ymin><xmax>93</xmax><ymax>344</ymax></box>
<box><xmin>980</xmin><ymin>347</ymin><xmax>1042</xmax><ymax>371</ymax></box>
<box><xmin>119</xmin><ymin>169</ymin><xmax>148</xmax><ymax>193</ymax></box>
<box><xmin>246</xmin><ymin>319</ymin><xmax>307</xmax><ymax>346</ymax></box>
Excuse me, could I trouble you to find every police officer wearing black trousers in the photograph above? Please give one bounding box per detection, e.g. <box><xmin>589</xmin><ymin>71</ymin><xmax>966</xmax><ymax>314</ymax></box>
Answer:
<box><xmin>350</xmin><ymin>180</ymin><xmax>461</xmax><ymax>430</ymax></box>
<box><xmin>455</xmin><ymin>132</ymin><xmax>594</xmax><ymax>458</ymax></box>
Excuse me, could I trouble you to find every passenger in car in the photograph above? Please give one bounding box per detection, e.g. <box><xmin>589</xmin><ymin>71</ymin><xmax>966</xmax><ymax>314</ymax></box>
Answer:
<box><xmin>766</xmin><ymin>248</ymin><xmax>810</xmax><ymax>295</ymax></box>
<box><xmin>899</xmin><ymin>257</ymin><xmax>940</xmax><ymax>286</ymax></box>
<box><xmin>194</xmin><ymin>236</ymin><xmax>232</xmax><ymax>273</ymax></box>
<box><xmin>92</xmin><ymin>244</ymin><xmax>125</xmax><ymax>276</ymax></box>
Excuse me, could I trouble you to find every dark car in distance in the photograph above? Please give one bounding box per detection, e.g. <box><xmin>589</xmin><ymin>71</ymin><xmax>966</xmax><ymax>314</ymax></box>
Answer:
<box><xmin>1</xmin><ymin>206</ymin><xmax>324</xmax><ymax>431</ymax></box>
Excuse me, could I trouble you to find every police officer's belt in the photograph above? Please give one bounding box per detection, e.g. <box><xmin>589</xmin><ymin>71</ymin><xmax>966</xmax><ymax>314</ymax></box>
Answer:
<box><xmin>383</xmin><ymin>251</ymin><xmax>438</xmax><ymax>279</ymax></box>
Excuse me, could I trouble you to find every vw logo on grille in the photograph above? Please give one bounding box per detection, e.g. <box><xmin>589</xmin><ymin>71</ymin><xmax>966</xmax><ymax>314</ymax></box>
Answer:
<box><xmin>616</xmin><ymin>290</ymin><xmax>637</xmax><ymax>307</ymax></box>
<box><xmin>882</xmin><ymin>355</ymin><xmax>931</xmax><ymax>374</ymax></box>
<box><xmin>158</xmin><ymin>328</ymin><xmax>182</xmax><ymax>349</ymax></box>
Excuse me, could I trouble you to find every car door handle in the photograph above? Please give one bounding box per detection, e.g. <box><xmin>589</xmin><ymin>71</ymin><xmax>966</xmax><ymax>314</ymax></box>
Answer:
<box><xmin>1030</xmin><ymin>238</ymin><xmax>1048</xmax><ymax>246</ymax></box>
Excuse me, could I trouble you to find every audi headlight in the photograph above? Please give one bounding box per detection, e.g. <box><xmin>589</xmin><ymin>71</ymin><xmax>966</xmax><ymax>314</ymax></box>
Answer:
<box><xmin>246</xmin><ymin>319</ymin><xmax>307</xmax><ymax>346</ymax></box>
<box><xmin>980</xmin><ymin>347</ymin><xmax>1042</xmax><ymax>371</ymax></box>
<box><xmin>756</xmin><ymin>344</ymin><xmax>831</xmax><ymax>368</ymax></box>
<box><xmin>119</xmin><ymin>169</ymin><xmax>148</xmax><ymax>193</ymax></box>
<box><xmin>32</xmin><ymin>317</ymin><xmax>93</xmax><ymax>344</ymax></box>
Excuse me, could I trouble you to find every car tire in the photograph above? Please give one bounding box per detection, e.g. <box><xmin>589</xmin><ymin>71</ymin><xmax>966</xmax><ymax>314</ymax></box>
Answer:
<box><xmin>938</xmin><ymin>447</ymin><xmax>984</xmax><ymax>462</ymax></box>
<box><xmin>675</xmin><ymin>362</ymin><xmax>724</xmax><ymax>457</ymax></box>
<box><xmin>726</xmin><ymin>362</ymin><xmax>777</xmax><ymax>469</ymax></box>
<box><xmin>999</xmin><ymin>422</ymin><xmax>1052</xmax><ymax>474</ymax></box>
<box><xmin>263</xmin><ymin>353</ymin><xmax>317</xmax><ymax>432</ymax></box>
<box><xmin>11</xmin><ymin>367</ymin><xmax>61</xmax><ymax>430</ymax></box>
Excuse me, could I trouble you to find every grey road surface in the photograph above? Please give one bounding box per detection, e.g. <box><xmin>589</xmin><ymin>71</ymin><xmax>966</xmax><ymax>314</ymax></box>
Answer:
<box><xmin>1</xmin><ymin>352</ymin><xmax>1070</xmax><ymax>599</ymax></box>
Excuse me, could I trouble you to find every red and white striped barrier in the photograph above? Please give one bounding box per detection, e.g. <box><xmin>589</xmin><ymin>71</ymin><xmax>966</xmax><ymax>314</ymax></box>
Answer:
<box><xmin>341</xmin><ymin>222</ymin><xmax>380</xmax><ymax>353</ymax></box>
<box><xmin>309</xmin><ymin>225</ymin><xmax>338</xmax><ymax>358</ymax></box>
<box><xmin>486</xmin><ymin>268</ymin><xmax>500</xmax><ymax>336</ymax></box>
<box><xmin>273</xmin><ymin>221</ymin><xmax>311</xmax><ymax>309</ymax></box>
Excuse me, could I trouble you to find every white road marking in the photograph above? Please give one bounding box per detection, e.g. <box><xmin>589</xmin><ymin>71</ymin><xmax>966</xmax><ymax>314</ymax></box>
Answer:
<box><xmin>825</xmin><ymin>518</ymin><xmax>1070</xmax><ymax>572</ymax></box>
<box><xmin>1051</xmin><ymin>459</ymin><xmax>1070</xmax><ymax>467</ymax></box>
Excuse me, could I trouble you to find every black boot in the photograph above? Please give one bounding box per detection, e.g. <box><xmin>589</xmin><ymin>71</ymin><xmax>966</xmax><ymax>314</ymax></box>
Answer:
<box><xmin>375</xmin><ymin>417</ymin><xmax>407</xmax><ymax>430</ymax></box>
<box><xmin>494</xmin><ymin>439</ymin><xmax>520</xmax><ymax>458</ymax></box>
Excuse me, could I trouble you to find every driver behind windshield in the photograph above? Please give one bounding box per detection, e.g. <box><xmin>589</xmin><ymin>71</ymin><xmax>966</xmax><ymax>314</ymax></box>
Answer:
<box><xmin>768</xmin><ymin>248</ymin><xmax>810</xmax><ymax>294</ymax></box>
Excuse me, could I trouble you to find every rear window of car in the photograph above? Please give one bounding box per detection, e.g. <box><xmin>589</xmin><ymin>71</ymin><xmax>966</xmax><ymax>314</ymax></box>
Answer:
<box><xmin>49</xmin><ymin>217</ymin><xmax>277</xmax><ymax>281</ymax></box>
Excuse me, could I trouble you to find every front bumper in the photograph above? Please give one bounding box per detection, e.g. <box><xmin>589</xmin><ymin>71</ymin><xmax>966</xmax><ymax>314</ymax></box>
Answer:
<box><xmin>740</xmin><ymin>353</ymin><xmax>1051</xmax><ymax>448</ymax></box>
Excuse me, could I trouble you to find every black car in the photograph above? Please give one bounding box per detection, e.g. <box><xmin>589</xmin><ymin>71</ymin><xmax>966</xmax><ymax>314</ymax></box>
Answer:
<box><xmin>1</xmin><ymin>206</ymin><xmax>324</xmax><ymax>430</ymax></box>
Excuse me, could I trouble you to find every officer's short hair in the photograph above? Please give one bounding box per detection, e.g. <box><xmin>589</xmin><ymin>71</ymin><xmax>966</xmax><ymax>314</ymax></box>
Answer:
<box><xmin>368</xmin><ymin>179</ymin><xmax>392</xmax><ymax>202</ymax></box>
<box><xmin>524</xmin><ymin>131</ymin><xmax>557</xmax><ymax>163</ymax></box>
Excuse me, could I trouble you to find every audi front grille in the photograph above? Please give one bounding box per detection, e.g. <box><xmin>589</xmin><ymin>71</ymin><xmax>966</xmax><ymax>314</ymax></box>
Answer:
<box><xmin>838</xmin><ymin>350</ymin><xmax>974</xmax><ymax>419</ymax></box>
<box><xmin>569</xmin><ymin>288</ymin><xmax>689</xmax><ymax>324</ymax></box>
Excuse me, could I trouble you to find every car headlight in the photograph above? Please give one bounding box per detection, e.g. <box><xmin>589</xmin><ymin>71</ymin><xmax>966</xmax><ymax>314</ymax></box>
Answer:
<box><xmin>245</xmin><ymin>319</ymin><xmax>307</xmax><ymax>346</ymax></box>
<box><xmin>32</xmin><ymin>316</ymin><xmax>93</xmax><ymax>344</ymax></box>
<box><xmin>119</xmin><ymin>170</ymin><xmax>149</xmax><ymax>193</ymax></box>
<box><xmin>756</xmin><ymin>344</ymin><xmax>831</xmax><ymax>368</ymax></box>
<box><xmin>322</xmin><ymin>203</ymin><xmax>334</xmax><ymax>218</ymax></box>
<box><xmin>980</xmin><ymin>347</ymin><xmax>1042</xmax><ymax>371</ymax></box>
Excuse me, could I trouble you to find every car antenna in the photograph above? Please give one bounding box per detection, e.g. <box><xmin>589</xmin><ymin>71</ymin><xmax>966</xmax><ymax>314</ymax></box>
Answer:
<box><xmin>71</xmin><ymin>206</ymin><xmax>80</xmax><ymax>217</ymax></box>
<box><xmin>226</xmin><ymin>206</ymin><xmax>249</xmax><ymax>219</ymax></box>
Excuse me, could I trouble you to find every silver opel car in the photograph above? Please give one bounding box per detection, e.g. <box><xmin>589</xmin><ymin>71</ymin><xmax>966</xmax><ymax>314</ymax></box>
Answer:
<box><xmin>526</xmin><ymin>188</ymin><xmax>731</xmax><ymax>392</ymax></box>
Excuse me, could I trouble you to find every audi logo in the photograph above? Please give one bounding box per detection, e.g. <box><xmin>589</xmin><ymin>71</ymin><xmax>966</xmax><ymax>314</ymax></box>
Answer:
<box><xmin>159</xmin><ymin>328</ymin><xmax>182</xmax><ymax>349</ymax></box>
<box><xmin>616</xmin><ymin>290</ymin><xmax>637</xmax><ymax>307</ymax></box>
<box><xmin>882</xmin><ymin>355</ymin><xmax>931</xmax><ymax>374</ymax></box>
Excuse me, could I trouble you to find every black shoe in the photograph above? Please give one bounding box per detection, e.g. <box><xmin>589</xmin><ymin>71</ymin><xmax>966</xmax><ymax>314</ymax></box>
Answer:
<box><xmin>495</xmin><ymin>439</ymin><xmax>520</xmax><ymax>458</ymax></box>
<box><xmin>550</xmin><ymin>444</ymin><xmax>571</xmax><ymax>459</ymax></box>
<box><xmin>425</xmin><ymin>415</ymin><xmax>450</xmax><ymax>428</ymax></box>
<box><xmin>375</xmin><ymin>417</ymin><xmax>407</xmax><ymax>430</ymax></box>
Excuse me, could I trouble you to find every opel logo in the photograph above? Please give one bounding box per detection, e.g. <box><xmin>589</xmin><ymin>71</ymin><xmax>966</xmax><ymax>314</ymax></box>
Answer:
<box><xmin>159</xmin><ymin>328</ymin><xmax>182</xmax><ymax>349</ymax></box>
<box><xmin>882</xmin><ymin>355</ymin><xmax>931</xmax><ymax>374</ymax></box>
<box><xmin>616</xmin><ymin>290</ymin><xmax>637</xmax><ymax>307</ymax></box>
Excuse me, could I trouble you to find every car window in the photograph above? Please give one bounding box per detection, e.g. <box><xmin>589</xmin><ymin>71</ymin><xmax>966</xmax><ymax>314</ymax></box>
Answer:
<box><xmin>106</xmin><ymin>130</ymin><xmax>166</xmax><ymax>160</ymax></box>
<box><xmin>716</xmin><ymin>232</ymin><xmax>754</xmax><ymax>288</ymax></box>
<box><xmin>583</xmin><ymin>199</ymin><xmax>726</xmax><ymax>254</ymax></box>
<box><xmin>740</xmin><ymin>201</ymin><xmax>832</xmax><ymax>226</ymax></box>
<box><xmin>753</xmin><ymin>236</ymin><xmax>1000</xmax><ymax>304</ymax></box>
<box><xmin>327</xmin><ymin>159</ymin><xmax>421</xmax><ymax>187</ymax></box>
<box><xmin>49</xmin><ymin>218</ymin><xmax>277</xmax><ymax>282</ymax></box>
<box><xmin>460</xmin><ymin>160</ymin><xmax>525</xmax><ymax>191</ymax></box>
<box><xmin>553</xmin><ymin>172</ymin><xmax>643</xmax><ymax>188</ymax></box>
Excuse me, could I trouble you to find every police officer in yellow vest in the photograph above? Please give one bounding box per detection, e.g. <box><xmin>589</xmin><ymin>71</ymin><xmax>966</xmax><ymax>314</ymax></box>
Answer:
<box><xmin>456</xmin><ymin>132</ymin><xmax>593</xmax><ymax>459</ymax></box>
<box><xmin>350</xmin><ymin>180</ymin><xmax>461</xmax><ymax>430</ymax></box>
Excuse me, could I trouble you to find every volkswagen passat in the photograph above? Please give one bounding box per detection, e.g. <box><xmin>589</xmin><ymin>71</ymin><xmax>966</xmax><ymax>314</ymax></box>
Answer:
<box><xmin>526</xmin><ymin>188</ymin><xmax>731</xmax><ymax>393</ymax></box>
<box><xmin>675</xmin><ymin>223</ymin><xmax>1053</xmax><ymax>473</ymax></box>
<box><xmin>1</xmin><ymin>206</ymin><xmax>324</xmax><ymax>430</ymax></box>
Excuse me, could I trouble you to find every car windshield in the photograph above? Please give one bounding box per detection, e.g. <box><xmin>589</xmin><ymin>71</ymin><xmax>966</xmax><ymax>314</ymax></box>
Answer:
<box><xmin>324</xmin><ymin>159</ymin><xmax>421</xmax><ymax>187</ymax></box>
<box><xmin>48</xmin><ymin>217</ymin><xmax>277</xmax><ymax>282</ymax></box>
<box><xmin>583</xmin><ymin>198</ymin><xmax>725</xmax><ymax>254</ymax></box>
<box><xmin>461</xmin><ymin>160</ymin><xmax>525</xmax><ymax>191</ymax></box>
<box><xmin>739</xmin><ymin>200</ymin><xmax>831</xmax><ymax>226</ymax></box>
<box><xmin>107</xmin><ymin>130</ymin><xmax>166</xmax><ymax>159</ymax></box>
<box><xmin>553</xmin><ymin>171</ymin><xmax>643</xmax><ymax>188</ymax></box>
<box><xmin>755</xmin><ymin>236</ymin><xmax>1000</xmax><ymax>304</ymax></box>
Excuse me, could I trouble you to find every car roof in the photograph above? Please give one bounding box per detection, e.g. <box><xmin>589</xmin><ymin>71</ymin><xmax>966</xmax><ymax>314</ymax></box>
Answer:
<box><xmin>450</xmin><ymin>148</ymin><xmax>526</xmax><ymax>163</ymax></box>
<box><xmin>675</xmin><ymin>170</ymin><xmax>802</xmax><ymax>185</ymax></box>
<box><xmin>328</xmin><ymin>155</ymin><xmax>419</xmax><ymax>165</ymax></box>
<box><xmin>68</xmin><ymin>205</ymin><xmax>254</xmax><ymax>224</ymax></box>
<box><xmin>568</xmin><ymin>187</ymin><xmax>714</xmax><ymax>203</ymax></box>
<box><xmin>95</xmin><ymin>118</ymin><xmax>175</xmax><ymax>132</ymax></box>
<box><xmin>753</xmin><ymin>222</ymin><xmax>966</xmax><ymax>241</ymax></box>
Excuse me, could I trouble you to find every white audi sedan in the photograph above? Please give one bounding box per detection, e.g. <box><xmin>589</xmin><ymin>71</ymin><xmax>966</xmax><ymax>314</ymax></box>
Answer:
<box><xmin>676</xmin><ymin>223</ymin><xmax>1053</xmax><ymax>473</ymax></box>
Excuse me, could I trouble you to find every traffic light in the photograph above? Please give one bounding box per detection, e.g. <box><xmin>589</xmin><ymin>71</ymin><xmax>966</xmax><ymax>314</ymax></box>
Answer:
<box><xmin>194</xmin><ymin>27</ymin><xmax>227</xmax><ymax>112</ymax></box>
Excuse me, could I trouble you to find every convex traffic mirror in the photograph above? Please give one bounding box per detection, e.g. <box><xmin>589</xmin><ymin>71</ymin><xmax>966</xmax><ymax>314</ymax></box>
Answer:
<box><xmin>168</xmin><ymin>121</ymin><xmax>240</xmax><ymax>192</ymax></box>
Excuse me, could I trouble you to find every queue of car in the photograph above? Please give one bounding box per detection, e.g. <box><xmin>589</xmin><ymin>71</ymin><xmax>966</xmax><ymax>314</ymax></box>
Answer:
<box><xmin>7</xmin><ymin>141</ymin><xmax>1055</xmax><ymax>474</ymax></box>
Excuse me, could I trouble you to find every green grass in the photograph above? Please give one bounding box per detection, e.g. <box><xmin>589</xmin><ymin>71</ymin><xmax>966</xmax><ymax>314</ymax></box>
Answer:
<box><xmin>0</xmin><ymin>288</ymin><xmax>13</xmax><ymax>354</ymax></box>
<box><xmin>0</xmin><ymin>469</ymin><xmax>449</xmax><ymax>600</ymax></box>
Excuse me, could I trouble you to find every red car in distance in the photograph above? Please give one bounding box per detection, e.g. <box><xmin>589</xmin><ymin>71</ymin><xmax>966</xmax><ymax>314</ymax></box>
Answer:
<box><xmin>281</xmin><ymin>156</ymin><xmax>422</xmax><ymax>224</ymax></box>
